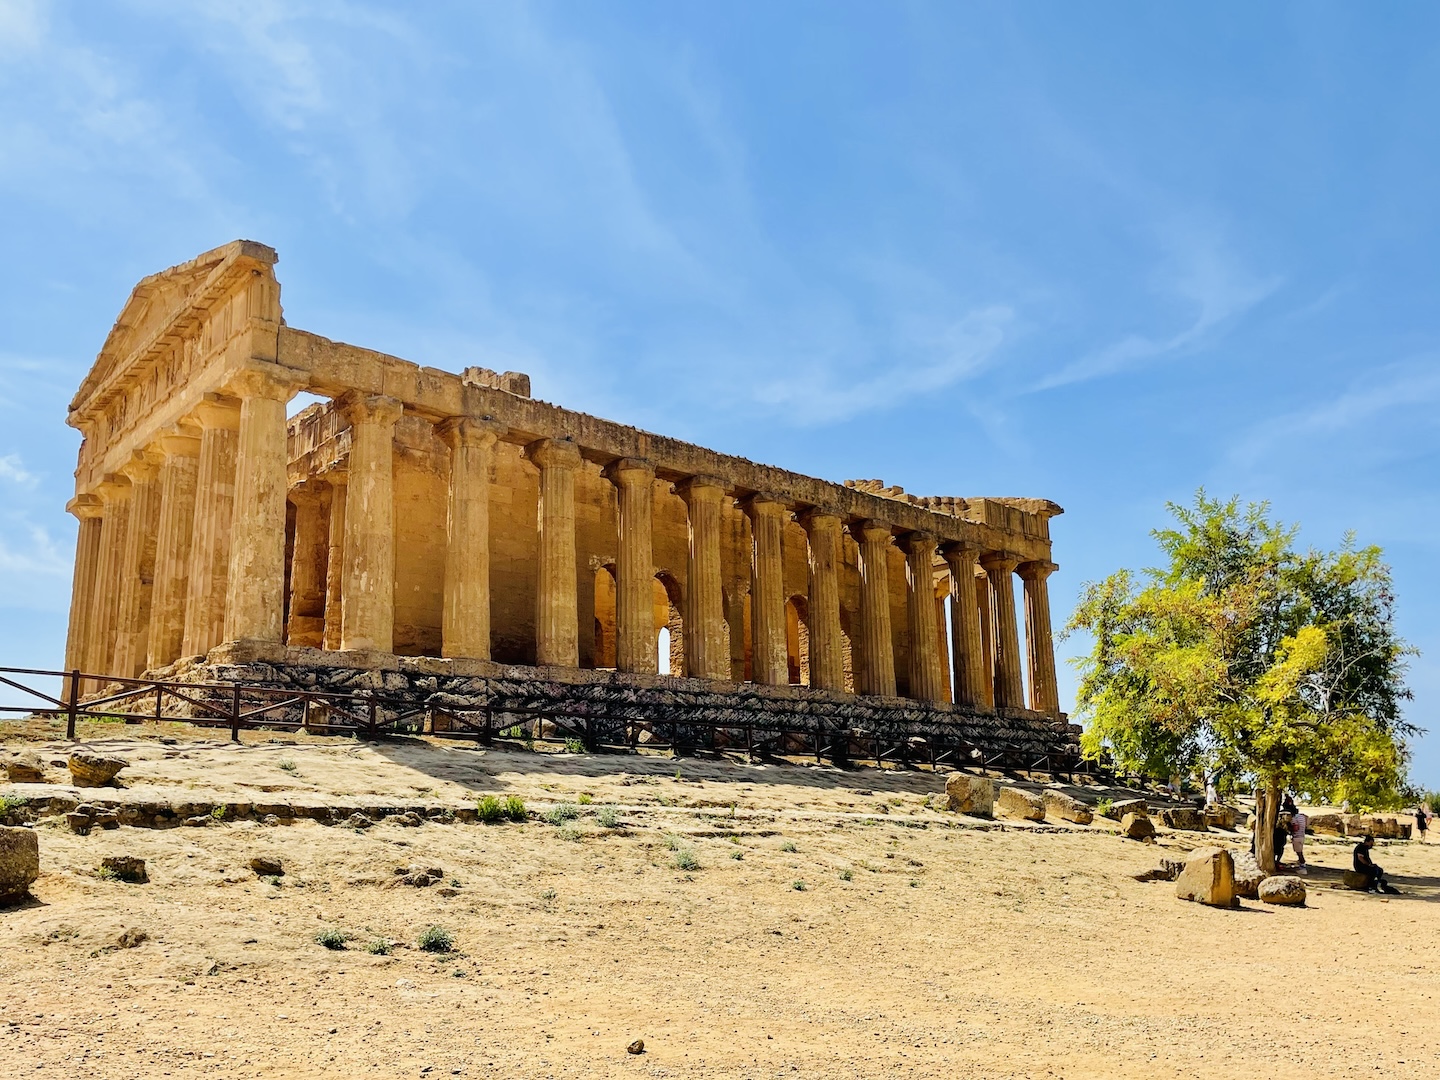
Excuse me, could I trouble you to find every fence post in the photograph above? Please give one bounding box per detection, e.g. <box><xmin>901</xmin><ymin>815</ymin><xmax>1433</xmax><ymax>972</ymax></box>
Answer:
<box><xmin>368</xmin><ymin>699</ymin><xmax>378</xmax><ymax>738</ymax></box>
<box><xmin>230</xmin><ymin>683</ymin><xmax>242</xmax><ymax>743</ymax></box>
<box><xmin>66</xmin><ymin>668</ymin><xmax>81</xmax><ymax>741</ymax></box>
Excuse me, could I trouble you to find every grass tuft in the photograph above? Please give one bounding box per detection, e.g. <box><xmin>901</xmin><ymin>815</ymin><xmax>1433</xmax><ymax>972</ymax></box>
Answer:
<box><xmin>596</xmin><ymin>806</ymin><xmax>619</xmax><ymax>829</ymax></box>
<box><xmin>671</xmin><ymin>847</ymin><xmax>701</xmax><ymax>872</ymax></box>
<box><xmin>417</xmin><ymin>925</ymin><xmax>454</xmax><ymax>954</ymax></box>
<box><xmin>791</xmin><ymin>880</ymin><xmax>806</xmax><ymax>891</ymax></box>
<box><xmin>365</xmin><ymin>938</ymin><xmax>393</xmax><ymax>955</ymax></box>
<box><xmin>277</xmin><ymin>759</ymin><xmax>297</xmax><ymax>773</ymax></box>
<box><xmin>315</xmin><ymin>928</ymin><xmax>348</xmax><ymax>950</ymax></box>
<box><xmin>545</xmin><ymin>802</ymin><xmax>580</xmax><ymax>826</ymax></box>
<box><xmin>780</xmin><ymin>840</ymin><xmax>798</xmax><ymax>853</ymax></box>
<box><xmin>502</xmin><ymin>796</ymin><xmax>527</xmax><ymax>822</ymax></box>
<box><xmin>839</xmin><ymin>869</ymin><xmax>853</xmax><ymax>881</ymax></box>
<box><xmin>476</xmin><ymin>795</ymin><xmax>505</xmax><ymax>824</ymax></box>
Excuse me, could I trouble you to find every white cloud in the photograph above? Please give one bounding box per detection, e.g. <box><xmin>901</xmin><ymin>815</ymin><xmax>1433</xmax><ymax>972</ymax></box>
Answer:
<box><xmin>0</xmin><ymin>454</ymin><xmax>38</xmax><ymax>487</ymax></box>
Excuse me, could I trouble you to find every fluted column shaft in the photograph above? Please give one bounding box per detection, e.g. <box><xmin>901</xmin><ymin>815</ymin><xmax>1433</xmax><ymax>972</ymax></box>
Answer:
<box><xmin>604</xmin><ymin>458</ymin><xmax>657</xmax><ymax>674</ymax></box>
<box><xmin>942</xmin><ymin>544</ymin><xmax>988</xmax><ymax>708</ymax></box>
<box><xmin>286</xmin><ymin>481</ymin><xmax>329</xmax><ymax>647</ymax></box>
<box><xmin>800</xmin><ymin>510</ymin><xmax>844</xmax><ymax>691</ymax></box>
<box><xmin>525</xmin><ymin>439</ymin><xmax>582</xmax><ymax>667</ymax></box>
<box><xmin>851</xmin><ymin>520</ymin><xmax>896</xmax><ymax>697</ymax></box>
<box><xmin>88</xmin><ymin>477</ymin><xmax>131</xmax><ymax>677</ymax></box>
<box><xmin>1020</xmin><ymin>560</ymin><xmax>1061</xmax><ymax>717</ymax></box>
<box><xmin>225</xmin><ymin>367</ymin><xmax>301</xmax><ymax>643</ymax></box>
<box><xmin>146</xmin><ymin>430</ymin><xmax>202</xmax><ymax>670</ymax></box>
<box><xmin>182</xmin><ymin>395</ymin><xmax>240</xmax><ymax>657</ymax></box>
<box><xmin>983</xmin><ymin>553</ymin><xmax>1024</xmax><ymax>710</ymax></box>
<box><xmin>676</xmin><ymin>475</ymin><xmax>728</xmax><ymax>680</ymax></box>
<box><xmin>64</xmin><ymin>495</ymin><xmax>103</xmax><ymax>676</ymax></box>
<box><xmin>745</xmin><ymin>493</ymin><xmax>788</xmax><ymax>686</ymax></box>
<box><xmin>339</xmin><ymin>393</ymin><xmax>404</xmax><ymax>652</ymax></box>
<box><xmin>439</xmin><ymin>419</ymin><xmax>502</xmax><ymax>660</ymax></box>
<box><xmin>114</xmin><ymin>450</ymin><xmax>163</xmax><ymax>678</ymax></box>
<box><xmin>322</xmin><ymin>473</ymin><xmax>347</xmax><ymax>651</ymax></box>
<box><xmin>903</xmin><ymin>533</ymin><xmax>946</xmax><ymax>703</ymax></box>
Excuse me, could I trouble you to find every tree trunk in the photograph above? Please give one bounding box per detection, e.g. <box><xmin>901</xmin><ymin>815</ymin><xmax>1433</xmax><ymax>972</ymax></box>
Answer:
<box><xmin>1255</xmin><ymin>779</ymin><xmax>1280</xmax><ymax>873</ymax></box>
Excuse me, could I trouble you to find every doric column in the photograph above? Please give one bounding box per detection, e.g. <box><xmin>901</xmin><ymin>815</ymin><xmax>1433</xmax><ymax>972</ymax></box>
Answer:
<box><xmin>675</xmin><ymin>475</ymin><xmax>728</xmax><ymax>680</ymax></box>
<box><xmin>942</xmin><ymin>543</ymin><xmax>988</xmax><ymax>708</ymax></box>
<box><xmin>438</xmin><ymin>418</ymin><xmax>503</xmax><ymax>660</ymax></box>
<box><xmin>285</xmin><ymin>480</ymin><xmax>329</xmax><ymax>648</ymax></box>
<box><xmin>224</xmin><ymin>366</ymin><xmax>303</xmax><ymax>643</ymax></box>
<box><xmin>182</xmin><ymin>394</ymin><xmax>240</xmax><ymax>658</ymax></box>
<box><xmin>799</xmin><ymin>508</ymin><xmax>844</xmax><ymax>692</ymax></box>
<box><xmin>525</xmin><ymin>438</ymin><xmax>582</xmax><ymax>667</ymax></box>
<box><xmin>902</xmin><ymin>532</ymin><xmax>946</xmax><ymax>703</ymax></box>
<box><xmin>322</xmin><ymin>472</ymin><xmax>347</xmax><ymax>651</ymax></box>
<box><xmin>113</xmin><ymin>449</ymin><xmax>163</xmax><ymax>678</ymax></box>
<box><xmin>87</xmin><ymin>475</ymin><xmax>131</xmax><ymax>677</ymax></box>
<box><xmin>64</xmin><ymin>495</ymin><xmax>103</xmax><ymax>676</ymax></box>
<box><xmin>1019</xmin><ymin>560</ymin><xmax>1061</xmax><ymax>717</ymax></box>
<box><xmin>339</xmin><ymin>392</ymin><xmax>404</xmax><ymax>652</ymax></box>
<box><xmin>850</xmin><ymin>519</ymin><xmax>896</xmax><ymax>697</ymax></box>
<box><xmin>743</xmin><ymin>493</ymin><xmax>788</xmax><ymax>686</ymax></box>
<box><xmin>146</xmin><ymin>428</ymin><xmax>202</xmax><ymax>670</ymax></box>
<box><xmin>982</xmin><ymin>552</ymin><xmax>1024</xmax><ymax>710</ymax></box>
<box><xmin>602</xmin><ymin>457</ymin><xmax>657</xmax><ymax>674</ymax></box>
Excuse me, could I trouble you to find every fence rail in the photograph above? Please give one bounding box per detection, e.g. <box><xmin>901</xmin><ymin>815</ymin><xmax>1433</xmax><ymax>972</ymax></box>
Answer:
<box><xmin>0</xmin><ymin>665</ymin><xmax>1113</xmax><ymax>780</ymax></box>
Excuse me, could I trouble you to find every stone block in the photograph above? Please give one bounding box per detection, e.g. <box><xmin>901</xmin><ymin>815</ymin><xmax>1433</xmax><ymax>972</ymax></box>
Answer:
<box><xmin>1259</xmin><ymin>875</ymin><xmax>1307</xmax><ymax>905</ymax></box>
<box><xmin>1041</xmin><ymin>790</ymin><xmax>1093</xmax><ymax>824</ymax></box>
<box><xmin>945</xmin><ymin>774</ymin><xmax>994</xmax><ymax>817</ymax></box>
<box><xmin>1307</xmin><ymin>812</ymin><xmax>1345</xmax><ymax>836</ymax></box>
<box><xmin>4</xmin><ymin>753</ymin><xmax>45</xmax><ymax>784</ymax></box>
<box><xmin>0</xmin><ymin>825</ymin><xmax>39</xmax><ymax>904</ymax></box>
<box><xmin>1232</xmin><ymin>851</ymin><xmax>1266</xmax><ymax>900</ymax></box>
<box><xmin>1103</xmin><ymin>797</ymin><xmax>1147</xmax><ymax>821</ymax></box>
<box><xmin>1159</xmin><ymin>807</ymin><xmax>1208</xmax><ymax>832</ymax></box>
<box><xmin>1203</xmin><ymin>804</ymin><xmax>1239</xmax><ymax>830</ymax></box>
<box><xmin>1341</xmin><ymin>870</ymin><xmax>1370</xmax><ymax>891</ymax></box>
<box><xmin>68</xmin><ymin>752</ymin><xmax>127</xmax><ymax>788</ymax></box>
<box><xmin>995</xmin><ymin>786</ymin><xmax>1045</xmax><ymax>822</ymax></box>
<box><xmin>1174</xmin><ymin>847</ymin><xmax>1235</xmax><ymax>907</ymax></box>
<box><xmin>1120</xmin><ymin>813</ymin><xmax>1155</xmax><ymax>841</ymax></box>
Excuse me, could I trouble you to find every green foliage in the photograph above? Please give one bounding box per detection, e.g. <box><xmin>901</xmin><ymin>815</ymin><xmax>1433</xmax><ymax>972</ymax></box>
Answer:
<box><xmin>95</xmin><ymin>866</ymin><xmax>121</xmax><ymax>882</ymax></box>
<box><xmin>556</xmin><ymin>823</ymin><xmax>582</xmax><ymax>842</ymax></box>
<box><xmin>779</xmin><ymin>840</ymin><xmax>798</xmax><ymax>853</ymax></box>
<box><xmin>365</xmin><ymin>939</ymin><xmax>393</xmax><ymax>955</ymax></box>
<box><xmin>563</xmin><ymin>738</ymin><xmax>585</xmax><ymax>755</ymax></box>
<box><xmin>417</xmin><ymin>925</ymin><xmax>454</xmax><ymax>953</ymax></box>
<box><xmin>545</xmin><ymin>802</ymin><xmax>580</xmax><ymax>826</ymax></box>
<box><xmin>1095</xmin><ymin>797</ymin><xmax>1114</xmax><ymax>818</ymax></box>
<box><xmin>671</xmin><ymin>846</ymin><xmax>700</xmax><ymax>871</ymax></box>
<box><xmin>1067</xmin><ymin>491</ymin><xmax>1415</xmax><ymax>810</ymax></box>
<box><xmin>577</xmin><ymin>793</ymin><xmax>593</xmax><ymax>805</ymax></box>
<box><xmin>210</xmin><ymin>804</ymin><xmax>228</xmax><ymax>821</ymax></box>
<box><xmin>595</xmin><ymin>805</ymin><xmax>619</xmax><ymax>829</ymax></box>
<box><xmin>838</xmin><ymin>868</ymin><xmax>853</xmax><ymax>881</ymax></box>
<box><xmin>277</xmin><ymin>759</ymin><xmax>297</xmax><ymax>773</ymax></box>
<box><xmin>476</xmin><ymin>795</ymin><xmax>505</xmax><ymax>824</ymax></box>
<box><xmin>502</xmin><ymin>796</ymin><xmax>527</xmax><ymax>822</ymax></box>
<box><xmin>315</xmin><ymin>928</ymin><xmax>348</xmax><ymax>950</ymax></box>
<box><xmin>791</xmin><ymin>880</ymin><xmax>806</xmax><ymax>891</ymax></box>
<box><xmin>730</xmin><ymin>849</ymin><xmax>744</xmax><ymax>860</ymax></box>
<box><xmin>0</xmin><ymin>795</ymin><xmax>29</xmax><ymax>814</ymax></box>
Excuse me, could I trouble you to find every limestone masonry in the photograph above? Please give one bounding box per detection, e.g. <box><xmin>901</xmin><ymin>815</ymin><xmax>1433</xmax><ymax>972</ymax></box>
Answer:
<box><xmin>62</xmin><ymin>241</ymin><xmax>1065</xmax><ymax>734</ymax></box>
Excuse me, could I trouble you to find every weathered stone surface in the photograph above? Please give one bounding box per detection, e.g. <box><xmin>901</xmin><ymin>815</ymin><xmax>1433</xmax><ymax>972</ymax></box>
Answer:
<box><xmin>391</xmin><ymin>865</ymin><xmax>444</xmax><ymax>888</ymax></box>
<box><xmin>945</xmin><ymin>774</ymin><xmax>994</xmax><ymax>817</ymax></box>
<box><xmin>100</xmin><ymin>855</ymin><xmax>147</xmax><ymax>883</ymax></box>
<box><xmin>4</xmin><ymin>754</ymin><xmax>45</xmax><ymax>784</ymax></box>
<box><xmin>1120</xmin><ymin>813</ymin><xmax>1155</xmax><ymax>841</ymax></box>
<box><xmin>1232</xmin><ymin>851</ymin><xmax>1267</xmax><ymax>900</ymax></box>
<box><xmin>1345</xmin><ymin>814</ymin><xmax>1409</xmax><ymax>840</ymax></box>
<box><xmin>1307</xmin><ymin>812</ymin><xmax>1345</xmax><ymax>836</ymax></box>
<box><xmin>0</xmin><ymin>826</ymin><xmax>39</xmax><ymax>904</ymax></box>
<box><xmin>1041</xmin><ymin>790</ymin><xmax>1093</xmax><ymax>825</ymax></box>
<box><xmin>1159</xmin><ymin>807</ymin><xmax>1209</xmax><ymax>832</ymax></box>
<box><xmin>68</xmin><ymin>752</ymin><xmax>127</xmax><ymax>788</ymax></box>
<box><xmin>1174</xmin><ymin>848</ymin><xmax>1235</xmax><ymax>907</ymax></box>
<box><xmin>1259</xmin><ymin>875</ymin><xmax>1307</xmax><ymax>905</ymax></box>
<box><xmin>995</xmin><ymin>786</ymin><xmax>1045</xmax><ymax>822</ymax></box>
<box><xmin>1133</xmin><ymin>856</ymin><xmax>1187</xmax><ymax>882</ymax></box>
<box><xmin>1102</xmin><ymin>797</ymin><xmax>1147</xmax><ymax>821</ymax></box>
<box><xmin>249</xmin><ymin>855</ymin><xmax>284</xmax><ymax>877</ymax></box>
<box><xmin>1341</xmin><ymin>870</ymin><xmax>1370</xmax><ymax>891</ymax></box>
<box><xmin>65</xmin><ymin>811</ymin><xmax>93</xmax><ymax>835</ymax></box>
<box><xmin>117</xmin><ymin>927</ymin><xmax>148</xmax><ymax>948</ymax></box>
<box><xmin>1203</xmin><ymin>805</ymin><xmax>1239</xmax><ymax>830</ymax></box>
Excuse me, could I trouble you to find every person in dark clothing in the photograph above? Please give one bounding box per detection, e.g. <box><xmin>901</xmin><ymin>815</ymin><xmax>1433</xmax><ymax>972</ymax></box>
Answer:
<box><xmin>1353</xmin><ymin>834</ymin><xmax>1400</xmax><ymax>894</ymax></box>
<box><xmin>1418</xmin><ymin>806</ymin><xmax>1430</xmax><ymax>843</ymax></box>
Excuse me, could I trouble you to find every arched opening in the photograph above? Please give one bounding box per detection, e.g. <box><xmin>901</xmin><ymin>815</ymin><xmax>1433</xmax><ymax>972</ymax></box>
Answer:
<box><xmin>785</xmin><ymin>594</ymin><xmax>809</xmax><ymax>685</ymax></box>
<box><xmin>654</xmin><ymin>572</ymin><xmax>684</xmax><ymax>676</ymax></box>
<box><xmin>593</xmin><ymin>565</ymin><xmax>617</xmax><ymax>669</ymax></box>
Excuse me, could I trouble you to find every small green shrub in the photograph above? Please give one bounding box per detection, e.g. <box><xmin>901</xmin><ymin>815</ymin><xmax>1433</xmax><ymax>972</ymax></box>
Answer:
<box><xmin>211</xmin><ymin>804</ymin><xmax>228</xmax><ymax>821</ymax></box>
<box><xmin>476</xmin><ymin>795</ymin><xmax>505</xmax><ymax>824</ymax></box>
<box><xmin>0</xmin><ymin>795</ymin><xmax>29</xmax><ymax>814</ymax></box>
<box><xmin>577</xmin><ymin>793</ymin><xmax>593</xmax><ymax>805</ymax></box>
<box><xmin>730</xmin><ymin>850</ymin><xmax>744</xmax><ymax>860</ymax></box>
<box><xmin>95</xmin><ymin>866</ymin><xmax>121</xmax><ymax>882</ymax></box>
<box><xmin>557</xmin><ymin>823</ymin><xmax>582</xmax><ymax>842</ymax></box>
<box><xmin>365</xmin><ymin>938</ymin><xmax>393</xmax><ymax>956</ymax></box>
<box><xmin>563</xmin><ymin>738</ymin><xmax>585</xmax><ymax>755</ymax></box>
<box><xmin>540</xmin><ymin>887</ymin><xmax>557</xmax><ymax>902</ymax></box>
<box><xmin>278</xmin><ymin>759</ymin><xmax>298</xmax><ymax>773</ymax></box>
<box><xmin>839</xmin><ymin>869</ymin><xmax>853</xmax><ymax>881</ymax></box>
<box><xmin>595</xmin><ymin>806</ymin><xmax>619</xmax><ymax>829</ymax></box>
<box><xmin>1096</xmin><ymin>797</ymin><xmax>1114</xmax><ymax>818</ymax></box>
<box><xmin>545</xmin><ymin>802</ymin><xmax>580</xmax><ymax>826</ymax></box>
<box><xmin>780</xmin><ymin>840</ymin><xmax>797</xmax><ymax>853</ymax></box>
<box><xmin>502</xmin><ymin>796</ymin><xmax>527</xmax><ymax>822</ymax></box>
<box><xmin>315</xmin><ymin>928</ymin><xmax>348</xmax><ymax>950</ymax></box>
<box><xmin>791</xmin><ymin>880</ymin><xmax>806</xmax><ymax>891</ymax></box>
<box><xmin>501</xmin><ymin>724</ymin><xmax>525</xmax><ymax>739</ymax></box>
<box><xmin>417</xmin><ymin>925</ymin><xmax>454</xmax><ymax>954</ymax></box>
<box><xmin>671</xmin><ymin>847</ymin><xmax>701</xmax><ymax>872</ymax></box>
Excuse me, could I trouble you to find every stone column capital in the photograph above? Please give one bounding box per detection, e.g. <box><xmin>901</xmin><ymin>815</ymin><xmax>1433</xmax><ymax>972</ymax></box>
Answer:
<box><xmin>673</xmin><ymin>474</ymin><xmax>728</xmax><ymax>502</ymax></box>
<box><xmin>940</xmin><ymin>539</ymin><xmax>982</xmax><ymax>560</ymax></box>
<box><xmin>119</xmin><ymin>448</ymin><xmax>164</xmax><ymax>484</ymax></box>
<box><xmin>849</xmin><ymin>519</ymin><xmax>893</xmax><ymax>546</ymax></box>
<box><xmin>225</xmin><ymin>363</ymin><xmax>307</xmax><ymax>403</ymax></box>
<box><xmin>900</xmin><ymin>531</ymin><xmax>937</xmax><ymax>556</ymax></box>
<box><xmin>740</xmin><ymin>491</ymin><xmax>788</xmax><ymax>519</ymax></box>
<box><xmin>192</xmin><ymin>393</ymin><xmax>242</xmax><ymax>431</ymax></box>
<box><xmin>437</xmin><ymin>416</ymin><xmax>506</xmax><ymax>451</ymax></box>
<box><xmin>1018</xmin><ymin>559</ymin><xmax>1059</xmax><ymax>581</ymax></box>
<box><xmin>797</xmin><ymin>505</ymin><xmax>843</xmax><ymax>532</ymax></box>
<box><xmin>980</xmin><ymin>551</ymin><xmax>1021</xmax><ymax>574</ymax></box>
<box><xmin>66</xmin><ymin>493</ymin><xmax>103</xmax><ymax>520</ymax></box>
<box><xmin>525</xmin><ymin>437</ymin><xmax>582</xmax><ymax>471</ymax></box>
<box><xmin>157</xmin><ymin>427</ymin><xmax>202</xmax><ymax>459</ymax></box>
<box><xmin>288</xmin><ymin>479</ymin><xmax>327</xmax><ymax>506</ymax></box>
<box><xmin>338</xmin><ymin>390</ymin><xmax>404</xmax><ymax>428</ymax></box>
<box><xmin>601</xmin><ymin>456</ymin><xmax>655</xmax><ymax>486</ymax></box>
<box><xmin>95</xmin><ymin>473</ymin><xmax>131</xmax><ymax>503</ymax></box>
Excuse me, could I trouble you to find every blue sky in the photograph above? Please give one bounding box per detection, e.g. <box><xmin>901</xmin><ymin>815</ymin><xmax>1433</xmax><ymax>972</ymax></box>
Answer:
<box><xmin>3</xmin><ymin>2</ymin><xmax>1438</xmax><ymax>786</ymax></box>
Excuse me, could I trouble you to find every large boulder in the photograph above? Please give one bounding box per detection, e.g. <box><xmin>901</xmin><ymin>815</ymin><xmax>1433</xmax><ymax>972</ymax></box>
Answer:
<box><xmin>995</xmin><ymin>786</ymin><xmax>1045</xmax><ymax>822</ymax></box>
<box><xmin>4</xmin><ymin>753</ymin><xmax>45</xmax><ymax>784</ymax></box>
<box><xmin>1104</xmin><ymin>797</ymin><xmax>1147</xmax><ymax>821</ymax></box>
<box><xmin>1341</xmin><ymin>870</ymin><xmax>1370</xmax><ymax>891</ymax></box>
<box><xmin>1120</xmin><ymin>813</ymin><xmax>1156</xmax><ymax>841</ymax></box>
<box><xmin>1307</xmin><ymin>812</ymin><xmax>1345</xmax><ymax>837</ymax></box>
<box><xmin>1232</xmin><ymin>851</ymin><xmax>1267</xmax><ymax>900</ymax></box>
<box><xmin>945</xmin><ymin>774</ymin><xmax>994</xmax><ymax>817</ymax></box>
<box><xmin>0</xmin><ymin>825</ymin><xmax>39</xmax><ymax>904</ymax></box>
<box><xmin>1259</xmin><ymin>875</ymin><xmax>1307</xmax><ymax>905</ymax></box>
<box><xmin>1174</xmin><ymin>847</ymin><xmax>1235</xmax><ymax>907</ymax></box>
<box><xmin>1159</xmin><ymin>807</ymin><xmax>1209</xmax><ymax>832</ymax></box>
<box><xmin>1041</xmin><ymin>790</ymin><xmax>1094</xmax><ymax>825</ymax></box>
<box><xmin>1203</xmin><ymin>805</ymin><xmax>1239</xmax><ymax>830</ymax></box>
<box><xmin>68</xmin><ymin>752</ymin><xmax>127</xmax><ymax>788</ymax></box>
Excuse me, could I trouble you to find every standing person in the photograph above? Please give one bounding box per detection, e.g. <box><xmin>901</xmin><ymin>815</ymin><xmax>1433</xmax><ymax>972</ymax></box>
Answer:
<box><xmin>1290</xmin><ymin>804</ymin><xmax>1309</xmax><ymax>874</ymax></box>
<box><xmin>1417</xmin><ymin>805</ymin><xmax>1430</xmax><ymax>844</ymax></box>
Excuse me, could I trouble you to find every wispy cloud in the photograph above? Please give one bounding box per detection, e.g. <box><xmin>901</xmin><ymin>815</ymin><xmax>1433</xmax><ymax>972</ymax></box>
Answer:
<box><xmin>0</xmin><ymin>453</ymin><xmax>39</xmax><ymax>488</ymax></box>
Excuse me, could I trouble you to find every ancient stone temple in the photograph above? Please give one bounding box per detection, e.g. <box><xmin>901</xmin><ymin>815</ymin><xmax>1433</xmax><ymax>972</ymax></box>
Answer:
<box><xmin>63</xmin><ymin>241</ymin><xmax>1071</xmax><ymax>757</ymax></box>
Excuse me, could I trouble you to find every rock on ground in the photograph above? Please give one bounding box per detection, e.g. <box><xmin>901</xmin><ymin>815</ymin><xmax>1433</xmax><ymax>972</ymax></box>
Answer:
<box><xmin>100</xmin><ymin>856</ymin><xmax>148</xmax><ymax>884</ymax></box>
<box><xmin>1307</xmin><ymin>812</ymin><xmax>1345</xmax><ymax>836</ymax></box>
<box><xmin>1104</xmin><ymin>798</ymin><xmax>1147</xmax><ymax>821</ymax></box>
<box><xmin>996</xmin><ymin>787</ymin><xmax>1045</xmax><ymax>822</ymax></box>
<box><xmin>1259</xmin><ymin>875</ymin><xmax>1307</xmax><ymax>905</ymax></box>
<box><xmin>1120</xmin><ymin>813</ymin><xmax>1155</xmax><ymax>841</ymax></box>
<box><xmin>1341</xmin><ymin>870</ymin><xmax>1370</xmax><ymax>891</ymax></box>
<box><xmin>68</xmin><ymin>752</ymin><xmax>127</xmax><ymax>788</ymax></box>
<box><xmin>1175</xmin><ymin>848</ymin><xmax>1235</xmax><ymax>907</ymax></box>
<box><xmin>4</xmin><ymin>753</ymin><xmax>45</xmax><ymax>784</ymax></box>
<box><xmin>1203</xmin><ymin>805</ymin><xmax>1239</xmax><ymax>830</ymax></box>
<box><xmin>0</xmin><ymin>825</ymin><xmax>39</xmax><ymax>904</ymax></box>
<box><xmin>1232</xmin><ymin>852</ymin><xmax>1267</xmax><ymax>900</ymax></box>
<box><xmin>1041</xmin><ymin>790</ymin><xmax>1093</xmax><ymax>825</ymax></box>
<box><xmin>1159</xmin><ymin>807</ymin><xmax>1209</xmax><ymax>832</ymax></box>
<box><xmin>945</xmin><ymin>774</ymin><xmax>994</xmax><ymax>817</ymax></box>
<box><xmin>1133</xmin><ymin>856</ymin><xmax>1188</xmax><ymax>882</ymax></box>
<box><xmin>249</xmin><ymin>856</ymin><xmax>284</xmax><ymax>877</ymax></box>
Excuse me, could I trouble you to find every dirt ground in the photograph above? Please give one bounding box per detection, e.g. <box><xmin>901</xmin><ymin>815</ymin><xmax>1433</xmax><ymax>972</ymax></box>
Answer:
<box><xmin>3</xmin><ymin>717</ymin><xmax>1438</xmax><ymax>1080</ymax></box>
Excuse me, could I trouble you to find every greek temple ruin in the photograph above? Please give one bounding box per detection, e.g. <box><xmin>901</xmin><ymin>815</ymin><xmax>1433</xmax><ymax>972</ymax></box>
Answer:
<box><xmin>61</xmin><ymin>241</ymin><xmax>1074</xmax><ymax>760</ymax></box>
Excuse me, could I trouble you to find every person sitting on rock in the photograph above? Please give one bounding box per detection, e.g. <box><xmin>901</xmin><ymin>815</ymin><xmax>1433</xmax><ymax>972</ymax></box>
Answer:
<box><xmin>1353</xmin><ymin>834</ymin><xmax>1400</xmax><ymax>894</ymax></box>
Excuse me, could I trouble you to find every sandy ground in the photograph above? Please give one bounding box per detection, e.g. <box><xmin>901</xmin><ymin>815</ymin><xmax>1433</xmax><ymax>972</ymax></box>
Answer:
<box><xmin>2</xmin><ymin>717</ymin><xmax>1438</xmax><ymax>1080</ymax></box>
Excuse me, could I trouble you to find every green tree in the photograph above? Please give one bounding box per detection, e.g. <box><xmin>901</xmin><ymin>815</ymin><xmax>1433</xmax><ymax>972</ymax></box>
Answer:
<box><xmin>1067</xmin><ymin>492</ymin><xmax>1415</xmax><ymax>870</ymax></box>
